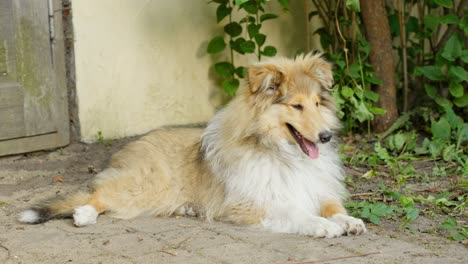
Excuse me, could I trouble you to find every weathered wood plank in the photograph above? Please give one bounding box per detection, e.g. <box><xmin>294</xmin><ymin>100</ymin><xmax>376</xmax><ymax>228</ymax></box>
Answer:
<box><xmin>0</xmin><ymin>132</ymin><xmax>64</xmax><ymax>156</ymax></box>
<box><xmin>0</xmin><ymin>106</ymin><xmax>25</xmax><ymax>141</ymax></box>
<box><xmin>0</xmin><ymin>0</ymin><xmax>69</xmax><ymax>156</ymax></box>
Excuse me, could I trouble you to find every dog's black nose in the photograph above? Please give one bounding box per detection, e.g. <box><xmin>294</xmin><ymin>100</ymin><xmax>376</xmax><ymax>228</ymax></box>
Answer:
<box><xmin>319</xmin><ymin>131</ymin><xmax>332</xmax><ymax>143</ymax></box>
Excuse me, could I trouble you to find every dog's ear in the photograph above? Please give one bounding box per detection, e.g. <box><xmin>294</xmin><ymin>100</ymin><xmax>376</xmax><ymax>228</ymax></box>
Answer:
<box><xmin>247</xmin><ymin>64</ymin><xmax>284</xmax><ymax>96</ymax></box>
<box><xmin>303</xmin><ymin>53</ymin><xmax>334</xmax><ymax>91</ymax></box>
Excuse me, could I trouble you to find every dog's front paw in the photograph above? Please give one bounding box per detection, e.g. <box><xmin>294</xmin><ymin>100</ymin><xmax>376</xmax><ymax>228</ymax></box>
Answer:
<box><xmin>73</xmin><ymin>205</ymin><xmax>98</xmax><ymax>227</ymax></box>
<box><xmin>304</xmin><ymin>218</ymin><xmax>345</xmax><ymax>238</ymax></box>
<box><xmin>328</xmin><ymin>214</ymin><xmax>366</xmax><ymax>235</ymax></box>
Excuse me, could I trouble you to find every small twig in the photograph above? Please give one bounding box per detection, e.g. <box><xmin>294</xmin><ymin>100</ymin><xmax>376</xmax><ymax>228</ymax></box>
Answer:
<box><xmin>334</xmin><ymin>0</ymin><xmax>349</xmax><ymax>69</ymax></box>
<box><xmin>350</xmin><ymin>192</ymin><xmax>374</xmax><ymax>197</ymax></box>
<box><xmin>0</xmin><ymin>244</ymin><xmax>10</xmax><ymax>260</ymax></box>
<box><xmin>398</xmin><ymin>0</ymin><xmax>409</xmax><ymax>112</ymax></box>
<box><xmin>356</xmin><ymin>197</ymin><xmax>394</xmax><ymax>202</ymax></box>
<box><xmin>159</xmin><ymin>248</ymin><xmax>178</xmax><ymax>256</ymax></box>
<box><xmin>287</xmin><ymin>250</ymin><xmax>383</xmax><ymax>264</ymax></box>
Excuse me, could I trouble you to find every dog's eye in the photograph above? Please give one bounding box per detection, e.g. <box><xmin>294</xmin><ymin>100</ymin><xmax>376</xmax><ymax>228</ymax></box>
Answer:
<box><xmin>292</xmin><ymin>104</ymin><xmax>303</xmax><ymax>111</ymax></box>
<box><xmin>316</xmin><ymin>102</ymin><xmax>319</xmax><ymax>107</ymax></box>
<box><xmin>267</xmin><ymin>84</ymin><xmax>279</xmax><ymax>93</ymax></box>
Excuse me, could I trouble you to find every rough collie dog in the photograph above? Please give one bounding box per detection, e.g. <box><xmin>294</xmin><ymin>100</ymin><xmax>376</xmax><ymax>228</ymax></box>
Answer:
<box><xmin>18</xmin><ymin>53</ymin><xmax>366</xmax><ymax>238</ymax></box>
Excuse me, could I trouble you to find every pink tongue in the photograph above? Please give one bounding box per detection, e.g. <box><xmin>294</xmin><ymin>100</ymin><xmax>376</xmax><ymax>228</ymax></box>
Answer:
<box><xmin>303</xmin><ymin>139</ymin><xmax>319</xmax><ymax>159</ymax></box>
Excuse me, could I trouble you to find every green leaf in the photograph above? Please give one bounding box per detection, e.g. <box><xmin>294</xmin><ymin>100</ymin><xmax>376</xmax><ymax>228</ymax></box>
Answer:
<box><xmin>345</xmin><ymin>0</ymin><xmax>360</xmax><ymax>12</ymax></box>
<box><xmin>442</xmin><ymin>106</ymin><xmax>463</xmax><ymax>128</ymax></box>
<box><xmin>448</xmin><ymin>66</ymin><xmax>467</xmax><ymax>82</ymax></box>
<box><xmin>394</xmin><ymin>133</ymin><xmax>407</xmax><ymax>151</ymax></box>
<box><xmin>341</xmin><ymin>86</ymin><xmax>354</xmax><ymax>98</ymax></box>
<box><xmin>235</xmin><ymin>0</ymin><xmax>249</xmax><ymax>5</ymax></box>
<box><xmin>388</xmin><ymin>14</ymin><xmax>400</xmax><ymax>36</ymax></box>
<box><xmin>406</xmin><ymin>16</ymin><xmax>419</xmax><ymax>33</ymax></box>
<box><xmin>364</xmin><ymin>90</ymin><xmax>379</xmax><ymax>102</ymax></box>
<box><xmin>435</xmin><ymin>97</ymin><xmax>453</xmax><ymax>108</ymax></box>
<box><xmin>372</xmin><ymin>203</ymin><xmax>392</xmax><ymax>217</ymax></box>
<box><xmin>369</xmin><ymin>214</ymin><xmax>380</xmax><ymax>225</ymax></box>
<box><xmin>434</xmin><ymin>0</ymin><xmax>453</xmax><ymax>8</ymax></box>
<box><xmin>260</xmin><ymin>13</ymin><xmax>278</xmax><ymax>22</ymax></box>
<box><xmin>355</xmin><ymin>102</ymin><xmax>373</xmax><ymax>122</ymax></box>
<box><xmin>405</xmin><ymin>207</ymin><xmax>420</xmax><ymax>221</ymax></box>
<box><xmin>241</xmin><ymin>2</ymin><xmax>258</xmax><ymax>14</ymax></box>
<box><xmin>429</xmin><ymin>139</ymin><xmax>446</xmax><ymax>158</ymax></box>
<box><xmin>460</xmin><ymin>14</ymin><xmax>468</xmax><ymax>35</ymax></box>
<box><xmin>348</xmin><ymin>64</ymin><xmax>361</xmax><ymax>79</ymax></box>
<box><xmin>214</xmin><ymin>62</ymin><xmax>235</xmax><ymax>78</ymax></box>
<box><xmin>424</xmin><ymin>84</ymin><xmax>437</xmax><ymax>99</ymax></box>
<box><xmin>224</xmin><ymin>22</ymin><xmax>242</xmax><ymax>37</ymax></box>
<box><xmin>440</xmin><ymin>14</ymin><xmax>459</xmax><ymax>24</ymax></box>
<box><xmin>239</xmin><ymin>40</ymin><xmax>256</xmax><ymax>53</ymax></box>
<box><xmin>369</xmin><ymin>107</ymin><xmax>386</xmax><ymax>115</ymax></box>
<box><xmin>222</xmin><ymin>79</ymin><xmax>240</xmax><ymax>96</ymax></box>
<box><xmin>254</xmin><ymin>33</ymin><xmax>266</xmax><ymax>47</ymax></box>
<box><xmin>235</xmin><ymin>66</ymin><xmax>247</xmax><ymax>78</ymax></box>
<box><xmin>431</xmin><ymin>117</ymin><xmax>451</xmax><ymax>141</ymax></box>
<box><xmin>278</xmin><ymin>0</ymin><xmax>289</xmax><ymax>10</ymax></box>
<box><xmin>367</xmin><ymin>75</ymin><xmax>384</xmax><ymax>85</ymax></box>
<box><xmin>261</xmin><ymin>46</ymin><xmax>277</xmax><ymax>57</ymax></box>
<box><xmin>416</xmin><ymin>66</ymin><xmax>443</xmax><ymax>81</ymax></box>
<box><xmin>247</xmin><ymin>23</ymin><xmax>261</xmax><ymax>39</ymax></box>
<box><xmin>449</xmin><ymin>83</ymin><xmax>464</xmax><ymax>98</ymax></box>
<box><xmin>442</xmin><ymin>144</ymin><xmax>456</xmax><ymax>161</ymax></box>
<box><xmin>461</xmin><ymin>50</ymin><xmax>468</xmax><ymax>63</ymax></box>
<box><xmin>454</xmin><ymin>94</ymin><xmax>468</xmax><ymax>107</ymax></box>
<box><xmin>400</xmin><ymin>196</ymin><xmax>414</xmax><ymax>207</ymax></box>
<box><xmin>441</xmin><ymin>34</ymin><xmax>463</xmax><ymax>61</ymax></box>
<box><xmin>423</xmin><ymin>14</ymin><xmax>439</xmax><ymax>32</ymax></box>
<box><xmin>216</xmin><ymin>4</ymin><xmax>231</xmax><ymax>23</ymax></box>
<box><xmin>361</xmin><ymin>206</ymin><xmax>371</xmax><ymax>218</ymax></box>
<box><xmin>207</xmin><ymin>36</ymin><xmax>226</xmax><ymax>54</ymax></box>
<box><xmin>231</xmin><ymin>38</ymin><xmax>246</xmax><ymax>54</ymax></box>
<box><xmin>450</xmin><ymin>230</ymin><xmax>466</xmax><ymax>241</ymax></box>
<box><xmin>440</xmin><ymin>217</ymin><xmax>457</xmax><ymax>229</ymax></box>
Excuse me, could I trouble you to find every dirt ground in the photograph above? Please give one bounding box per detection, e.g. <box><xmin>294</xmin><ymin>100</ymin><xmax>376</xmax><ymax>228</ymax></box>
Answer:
<box><xmin>0</xmin><ymin>139</ymin><xmax>466</xmax><ymax>264</ymax></box>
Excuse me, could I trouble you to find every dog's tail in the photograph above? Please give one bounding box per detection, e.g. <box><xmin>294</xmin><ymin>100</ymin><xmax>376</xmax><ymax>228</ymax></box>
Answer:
<box><xmin>17</xmin><ymin>192</ymin><xmax>91</xmax><ymax>224</ymax></box>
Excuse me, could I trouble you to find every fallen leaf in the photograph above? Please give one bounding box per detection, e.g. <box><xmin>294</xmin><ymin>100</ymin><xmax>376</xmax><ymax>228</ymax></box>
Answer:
<box><xmin>53</xmin><ymin>176</ymin><xmax>64</xmax><ymax>183</ymax></box>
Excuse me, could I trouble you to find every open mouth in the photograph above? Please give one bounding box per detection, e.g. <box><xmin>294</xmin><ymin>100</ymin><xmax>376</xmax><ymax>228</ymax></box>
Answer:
<box><xmin>286</xmin><ymin>124</ymin><xmax>319</xmax><ymax>159</ymax></box>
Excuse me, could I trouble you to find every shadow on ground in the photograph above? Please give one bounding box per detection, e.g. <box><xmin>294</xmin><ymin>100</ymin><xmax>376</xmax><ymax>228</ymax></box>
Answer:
<box><xmin>0</xmin><ymin>140</ymin><xmax>466</xmax><ymax>263</ymax></box>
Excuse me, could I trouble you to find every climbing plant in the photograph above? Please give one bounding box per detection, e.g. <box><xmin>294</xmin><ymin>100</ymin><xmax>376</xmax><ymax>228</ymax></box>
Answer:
<box><xmin>207</xmin><ymin>0</ymin><xmax>289</xmax><ymax>96</ymax></box>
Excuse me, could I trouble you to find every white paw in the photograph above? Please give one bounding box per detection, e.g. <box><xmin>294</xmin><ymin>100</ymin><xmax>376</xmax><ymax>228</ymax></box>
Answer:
<box><xmin>306</xmin><ymin>218</ymin><xmax>345</xmax><ymax>238</ymax></box>
<box><xmin>73</xmin><ymin>205</ymin><xmax>98</xmax><ymax>227</ymax></box>
<box><xmin>328</xmin><ymin>214</ymin><xmax>367</xmax><ymax>235</ymax></box>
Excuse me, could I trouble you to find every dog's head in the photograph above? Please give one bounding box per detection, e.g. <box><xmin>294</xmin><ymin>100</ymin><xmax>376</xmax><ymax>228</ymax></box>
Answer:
<box><xmin>240</xmin><ymin>53</ymin><xmax>340</xmax><ymax>159</ymax></box>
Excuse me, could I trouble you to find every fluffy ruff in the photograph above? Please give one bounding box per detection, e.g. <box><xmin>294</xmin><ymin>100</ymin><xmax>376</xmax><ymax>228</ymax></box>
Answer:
<box><xmin>18</xmin><ymin>53</ymin><xmax>366</xmax><ymax>238</ymax></box>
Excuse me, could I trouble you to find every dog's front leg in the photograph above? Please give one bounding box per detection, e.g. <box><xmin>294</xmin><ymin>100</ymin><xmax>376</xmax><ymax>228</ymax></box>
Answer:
<box><xmin>261</xmin><ymin>207</ymin><xmax>346</xmax><ymax>238</ymax></box>
<box><xmin>217</xmin><ymin>204</ymin><xmax>266</xmax><ymax>226</ymax></box>
<box><xmin>320</xmin><ymin>200</ymin><xmax>367</xmax><ymax>235</ymax></box>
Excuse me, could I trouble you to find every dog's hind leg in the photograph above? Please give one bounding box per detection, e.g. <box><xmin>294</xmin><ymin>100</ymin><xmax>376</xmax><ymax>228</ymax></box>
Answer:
<box><xmin>73</xmin><ymin>191</ymin><xmax>107</xmax><ymax>227</ymax></box>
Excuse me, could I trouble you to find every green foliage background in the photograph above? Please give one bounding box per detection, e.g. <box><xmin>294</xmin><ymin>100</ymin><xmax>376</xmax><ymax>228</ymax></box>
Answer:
<box><xmin>206</xmin><ymin>0</ymin><xmax>467</xmax><ymax>241</ymax></box>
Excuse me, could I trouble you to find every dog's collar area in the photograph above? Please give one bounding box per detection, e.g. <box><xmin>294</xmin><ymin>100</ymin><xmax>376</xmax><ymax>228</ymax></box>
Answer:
<box><xmin>286</xmin><ymin>124</ymin><xmax>319</xmax><ymax>159</ymax></box>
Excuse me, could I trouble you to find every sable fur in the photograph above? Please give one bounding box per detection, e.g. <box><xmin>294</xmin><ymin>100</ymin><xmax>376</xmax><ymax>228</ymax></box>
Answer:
<box><xmin>18</xmin><ymin>53</ymin><xmax>366</xmax><ymax>238</ymax></box>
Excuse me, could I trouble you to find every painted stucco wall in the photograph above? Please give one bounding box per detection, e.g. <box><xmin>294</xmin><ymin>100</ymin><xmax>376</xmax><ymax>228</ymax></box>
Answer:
<box><xmin>72</xmin><ymin>0</ymin><xmax>307</xmax><ymax>143</ymax></box>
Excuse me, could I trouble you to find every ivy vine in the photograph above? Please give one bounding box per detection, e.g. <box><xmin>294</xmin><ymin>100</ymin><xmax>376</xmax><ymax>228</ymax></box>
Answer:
<box><xmin>207</xmin><ymin>0</ymin><xmax>289</xmax><ymax>96</ymax></box>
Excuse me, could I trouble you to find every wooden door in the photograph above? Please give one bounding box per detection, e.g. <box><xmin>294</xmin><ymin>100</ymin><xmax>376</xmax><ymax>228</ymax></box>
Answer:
<box><xmin>0</xmin><ymin>0</ymin><xmax>69</xmax><ymax>156</ymax></box>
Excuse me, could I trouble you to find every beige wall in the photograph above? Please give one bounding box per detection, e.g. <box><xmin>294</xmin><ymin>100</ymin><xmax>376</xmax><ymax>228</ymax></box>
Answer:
<box><xmin>72</xmin><ymin>0</ymin><xmax>307</xmax><ymax>143</ymax></box>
